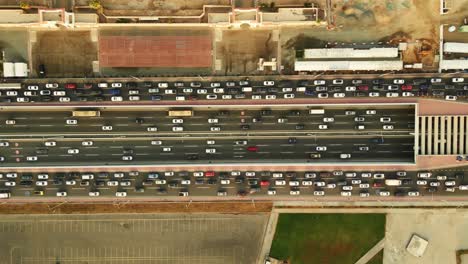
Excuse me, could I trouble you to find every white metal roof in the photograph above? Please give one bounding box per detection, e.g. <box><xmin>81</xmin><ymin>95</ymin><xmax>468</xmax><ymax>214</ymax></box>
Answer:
<box><xmin>440</xmin><ymin>59</ymin><xmax>468</xmax><ymax>70</ymax></box>
<box><xmin>2</xmin><ymin>62</ymin><xmax>15</xmax><ymax>77</ymax></box>
<box><xmin>304</xmin><ymin>48</ymin><xmax>399</xmax><ymax>59</ymax></box>
<box><xmin>406</xmin><ymin>234</ymin><xmax>428</xmax><ymax>258</ymax></box>
<box><xmin>14</xmin><ymin>62</ymin><xmax>28</xmax><ymax>77</ymax></box>
<box><xmin>443</xmin><ymin>42</ymin><xmax>468</xmax><ymax>53</ymax></box>
<box><xmin>295</xmin><ymin>60</ymin><xmax>403</xmax><ymax>71</ymax></box>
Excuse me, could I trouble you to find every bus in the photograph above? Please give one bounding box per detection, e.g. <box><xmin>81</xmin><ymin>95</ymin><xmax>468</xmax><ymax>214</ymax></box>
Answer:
<box><xmin>168</xmin><ymin>110</ymin><xmax>193</xmax><ymax>117</ymax></box>
<box><xmin>72</xmin><ymin>110</ymin><xmax>100</xmax><ymax>117</ymax></box>
<box><xmin>309</xmin><ymin>109</ymin><xmax>325</xmax><ymax>115</ymax></box>
<box><xmin>0</xmin><ymin>83</ymin><xmax>22</xmax><ymax>90</ymax></box>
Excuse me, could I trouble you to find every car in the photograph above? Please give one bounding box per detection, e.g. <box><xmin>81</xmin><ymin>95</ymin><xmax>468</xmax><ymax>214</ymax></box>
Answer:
<box><xmin>65</xmin><ymin>180</ymin><xmax>76</xmax><ymax>186</ymax></box>
<box><xmin>345</xmin><ymin>86</ymin><xmax>356</xmax><ymax>91</ymax></box>
<box><xmin>452</xmin><ymin>77</ymin><xmax>464</xmax><ymax>83</ymax></box>
<box><xmin>65</xmin><ymin>83</ymin><xmax>76</xmax><ymax>89</ymax></box>
<box><xmin>340</xmin><ymin>154</ymin><xmax>351</xmax><ymax>159</ymax></box>
<box><xmin>40</xmin><ymin>90</ymin><xmax>51</xmax><ymax>96</ymax></box>
<box><xmin>5</xmin><ymin>181</ymin><xmax>16</xmax><ymax>187</ymax></box>
<box><xmin>205</xmin><ymin>148</ymin><xmax>216</xmax><ymax>154</ymax></box>
<box><xmin>289</xmin><ymin>180</ymin><xmax>300</xmax><ymax>186</ymax></box>
<box><xmin>316</xmin><ymin>146</ymin><xmax>327</xmax><ymax>151</ymax></box>
<box><xmin>408</xmin><ymin>191</ymin><xmax>420</xmax><ymax>196</ymax></box>
<box><xmin>333</xmin><ymin>93</ymin><xmax>346</xmax><ymax>98</ymax></box>
<box><xmin>27</xmin><ymin>85</ymin><xmax>39</xmax><ymax>90</ymax></box>
<box><xmin>309</xmin><ymin>153</ymin><xmax>321</xmax><ymax>159</ymax></box>
<box><xmin>354</xmin><ymin>116</ymin><xmax>365</xmax><ymax>122</ymax></box>
<box><xmin>67</xmin><ymin>148</ymin><xmax>79</xmax><ymax>154</ymax></box>
<box><xmin>366</xmin><ymin>110</ymin><xmax>377</xmax><ymax>115</ymax></box>
<box><xmin>82</xmin><ymin>140</ymin><xmax>93</xmax><ymax>147</ymax></box>
<box><xmin>332</xmin><ymin>79</ymin><xmax>344</xmax><ymax>85</ymax></box>
<box><xmin>393</xmin><ymin>79</ymin><xmax>405</xmax><ymax>84</ymax></box>
<box><xmin>341</xmin><ymin>191</ymin><xmax>352</xmax><ymax>197</ymax></box>
<box><xmin>157</xmin><ymin>82</ymin><xmax>169</xmax><ymax>88</ymax></box>
<box><xmin>379</xmin><ymin>191</ymin><xmax>391</xmax><ymax>196</ymax></box>
<box><xmin>263</xmin><ymin>80</ymin><xmax>275</xmax><ymax>86</ymax></box>
<box><xmin>122</xmin><ymin>155</ymin><xmax>133</xmax><ymax>161</ymax></box>
<box><xmin>386</xmin><ymin>92</ymin><xmax>399</xmax><ymax>97</ymax></box>
<box><xmin>323</xmin><ymin>117</ymin><xmax>334</xmax><ymax>122</ymax></box>
<box><xmin>284</xmin><ymin>93</ymin><xmax>295</xmax><ymax>99</ymax></box>
<box><xmin>396</xmin><ymin>171</ymin><xmax>407</xmax><ymax>177</ymax></box>
<box><xmin>417</xmin><ymin>180</ymin><xmax>427</xmax><ymax>185</ymax></box>
<box><xmin>210</xmin><ymin>126</ymin><xmax>221</xmax><ymax>132</ymax></box>
<box><xmin>0</xmin><ymin>141</ymin><xmax>9</xmax><ymax>147</ymax></box>
<box><xmin>56</xmin><ymin>191</ymin><xmax>67</xmax><ymax>197</ymax></box>
<box><xmin>429</xmin><ymin>181</ymin><xmax>440</xmax><ymax>187</ymax></box>
<box><xmin>129</xmin><ymin>96</ymin><xmax>140</xmax><ymax>101</ymax></box>
<box><xmin>102</xmin><ymin>125</ymin><xmax>113</xmax><ymax>131</ymax></box>
<box><xmin>380</xmin><ymin>117</ymin><xmax>391</xmax><ymax>123</ymax></box>
<box><xmin>146</xmin><ymin>126</ymin><xmax>158</xmax><ymax>132</ymax></box>
<box><xmin>402</xmin><ymin>92</ymin><xmax>415</xmax><ymax>97</ymax></box>
<box><xmin>162</xmin><ymin>147</ymin><xmax>172</xmax><ymax>152</ymax></box>
<box><xmin>445</xmin><ymin>181</ymin><xmax>456</xmax><ymax>186</ymax></box>
<box><xmin>115</xmin><ymin>191</ymin><xmax>127</xmax><ymax>197</ymax></box>
<box><xmin>247</xmin><ymin>146</ymin><xmax>258</xmax><ymax>152</ymax></box>
<box><xmin>383</xmin><ymin>125</ymin><xmax>394</xmax><ymax>130</ymax></box>
<box><xmin>24</xmin><ymin>91</ymin><xmax>37</xmax><ymax>96</ymax></box>
<box><xmin>26</xmin><ymin>156</ymin><xmax>38</xmax><ymax>161</ymax></box>
<box><xmin>459</xmin><ymin>185</ymin><xmax>468</xmax><ymax>190</ymax></box>
<box><xmin>45</xmin><ymin>83</ymin><xmax>59</xmax><ymax>89</ymax></box>
<box><xmin>445</xmin><ymin>95</ymin><xmax>457</xmax><ymax>101</ymax></box>
<box><xmin>317</xmin><ymin>93</ymin><xmax>329</xmax><ymax>98</ymax></box>
<box><xmin>52</xmin><ymin>90</ymin><xmax>66</xmax><ymax>96</ymax></box>
<box><xmin>417</xmin><ymin>172</ymin><xmax>432</xmax><ymax>178</ymax></box>
<box><xmin>111</xmin><ymin>96</ymin><xmax>123</xmax><ymax>102</ymax></box>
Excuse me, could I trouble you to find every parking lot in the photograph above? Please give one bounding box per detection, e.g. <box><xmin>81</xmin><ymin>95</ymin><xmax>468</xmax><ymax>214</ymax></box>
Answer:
<box><xmin>0</xmin><ymin>213</ymin><xmax>268</xmax><ymax>264</ymax></box>
<box><xmin>31</xmin><ymin>30</ymin><xmax>97</xmax><ymax>78</ymax></box>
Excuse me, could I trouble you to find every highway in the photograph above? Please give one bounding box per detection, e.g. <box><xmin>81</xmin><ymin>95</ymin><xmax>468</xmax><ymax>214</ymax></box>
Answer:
<box><xmin>0</xmin><ymin>167</ymin><xmax>467</xmax><ymax>199</ymax></box>
<box><xmin>0</xmin><ymin>105</ymin><xmax>416</xmax><ymax>166</ymax></box>
<box><xmin>1</xmin><ymin>75</ymin><xmax>466</xmax><ymax>104</ymax></box>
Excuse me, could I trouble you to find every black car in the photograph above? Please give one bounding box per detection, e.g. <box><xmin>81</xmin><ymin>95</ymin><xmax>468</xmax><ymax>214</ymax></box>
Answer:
<box><xmin>241</xmin><ymin>124</ymin><xmax>250</xmax><ymax>130</ymax></box>
<box><xmin>234</xmin><ymin>93</ymin><xmax>246</xmax><ymax>99</ymax></box>
<box><xmin>207</xmin><ymin>179</ymin><xmax>217</xmax><ymax>185</ymax></box>
<box><xmin>125</xmin><ymin>82</ymin><xmax>137</xmax><ymax>88</ymax></box>
<box><xmin>156</xmin><ymin>188</ymin><xmax>167</xmax><ymax>194</ymax></box>
<box><xmin>186</xmin><ymin>154</ymin><xmax>199</xmax><ymax>160</ymax></box>
<box><xmin>427</xmin><ymin>187</ymin><xmax>437</xmax><ymax>193</ymax></box>
<box><xmin>195</xmin><ymin>179</ymin><xmax>205</xmax><ymax>185</ymax></box>
<box><xmin>19</xmin><ymin>181</ymin><xmax>33</xmax><ymax>187</ymax></box>
<box><xmin>286</xmin><ymin>172</ymin><xmax>297</xmax><ymax>178</ymax></box>
<box><xmin>260</xmin><ymin>109</ymin><xmax>272</xmax><ymax>115</ymax></box>
<box><xmin>41</xmin><ymin>96</ymin><xmax>53</xmax><ymax>102</ymax></box>
<box><xmin>52</xmin><ymin>179</ymin><xmax>63</xmax><ymax>185</ymax></box>
<box><xmin>235</xmin><ymin>177</ymin><xmax>245</xmax><ymax>184</ymax></box>
<box><xmin>402</xmin><ymin>179</ymin><xmax>413</xmax><ymax>185</ymax></box>
<box><xmin>295</xmin><ymin>124</ymin><xmax>305</xmax><ymax>130</ymax></box>
<box><xmin>372</xmin><ymin>79</ymin><xmax>384</xmax><ymax>85</ymax></box>
<box><xmin>98</xmin><ymin>172</ymin><xmax>109</xmax><ymax>178</ymax></box>
<box><xmin>394</xmin><ymin>191</ymin><xmax>406</xmax><ymax>196</ymax></box>
<box><xmin>289</xmin><ymin>110</ymin><xmax>301</xmax><ymax>116</ymax></box>
<box><xmin>143</xmin><ymin>81</ymin><xmax>153</xmax><ymax>87</ymax></box>
<box><xmin>78</xmin><ymin>96</ymin><xmax>88</xmax><ymax>102</ymax></box>
<box><xmin>248</xmin><ymin>180</ymin><xmax>258</xmax><ymax>185</ymax></box>
<box><xmin>355</xmin><ymin>92</ymin><xmax>367</xmax><ymax>97</ymax></box>
<box><xmin>123</xmin><ymin>149</ymin><xmax>134</xmax><ymax>155</ymax></box>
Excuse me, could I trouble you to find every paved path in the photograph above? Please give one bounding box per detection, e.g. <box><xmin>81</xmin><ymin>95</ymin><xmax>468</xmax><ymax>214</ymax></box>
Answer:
<box><xmin>257</xmin><ymin>212</ymin><xmax>279</xmax><ymax>264</ymax></box>
<box><xmin>355</xmin><ymin>238</ymin><xmax>385</xmax><ymax>264</ymax></box>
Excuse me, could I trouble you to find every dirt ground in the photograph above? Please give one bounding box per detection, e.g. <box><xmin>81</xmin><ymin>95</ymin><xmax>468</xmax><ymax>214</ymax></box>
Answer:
<box><xmin>385</xmin><ymin>209</ymin><xmax>468</xmax><ymax>264</ymax></box>
<box><xmin>258</xmin><ymin>0</ymin><xmax>317</xmax><ymax>6</ymax></box>
<box><xmin>0</xmin><ymin>28</ymin><xmax>29</xmax><ymax>62</ymax></box>
<box><xmin>0</xmin><ymin>0</ymin><xmax>47</xmax><ymax>5</ymax></box>
<box><xmin>31</xmin><ymin>29</ymin><xmax>97</xmax><ymax>77</ymax></box>
<box><xmin>0</xmin><ymin>202</ymin><xmax>273</xmax><ymax>214</ymax></box>
<box><xmin>97</xmin><ymin>0</ymin><xmax>231</xmax><ymax>16</ymax></box>
<box><xmin>279</xmin><ymin>0</ymin><xmax>441</xmax><ymax>72</ymax></box>
<box><xmin>217</xmin><ymin>28</ymin><xmax>279</xmax><ymax>75</ymax></box>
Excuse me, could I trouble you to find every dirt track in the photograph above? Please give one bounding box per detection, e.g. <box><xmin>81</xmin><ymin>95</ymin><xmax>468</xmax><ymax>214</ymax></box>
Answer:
<box><xmin>0</xmin><ymin>201</ymin><xmax>273</xmax><ymax>214</ymax></box>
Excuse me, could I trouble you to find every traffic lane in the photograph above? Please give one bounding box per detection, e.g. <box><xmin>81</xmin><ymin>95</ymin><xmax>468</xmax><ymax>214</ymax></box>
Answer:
<box><xmin>2</xmin><ymin>136</ymin><xmax>415</xmax><ymax>163</ymax></box>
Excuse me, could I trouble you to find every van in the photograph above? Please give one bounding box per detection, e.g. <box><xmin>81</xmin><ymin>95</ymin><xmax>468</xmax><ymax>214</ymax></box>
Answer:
<box><xmin>385</xmin><ymin>179</ymin><xmax>402</xmax><ymax>186</ymax></box>
<box><xmin>296</xmin><ymin>87</ymin><xmax>306</xmax><ymax>92</ymax></box>
<box><xmin>242</xmin><ymin>87</ymin><xmax>253</xmax><ymax>92</ymax></box>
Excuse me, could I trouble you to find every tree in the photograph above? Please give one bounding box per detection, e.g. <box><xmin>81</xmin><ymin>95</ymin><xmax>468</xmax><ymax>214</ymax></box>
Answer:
<box><xmin>88</xmin><ymin>0</ymin><xmax>102</xmax><ymax>10</ymax></box>
<box><xmin>19</xmin><ymin>1</ymin><xmax>30</xmax><ymax>9</ymax></box>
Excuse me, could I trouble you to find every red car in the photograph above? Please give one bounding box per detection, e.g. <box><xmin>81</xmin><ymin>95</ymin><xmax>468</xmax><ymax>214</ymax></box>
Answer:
<box><xmin>401</xmin><ymin>85</ymin><xmax>413</xmax><ymax>91</ymax></box>
<box><xmin>358</xmin><ymin>85</ymin><xmax>369</xmax><ymax>91</ymax></box>
<box><xmin>83</xmin><ymin>83</ymin><xmax>93</xmax><ymax>89</ymax></box>
<box><xmin>205</xmin><ymin>171</ymin><xmax>215</xmax><ymax>177</ymax></box>
<box><xmin>65</xmin><ymin>83</ymin><xmax>76</xmax><ymax>89</ymax></box>
<box><xmin>247</xmin><ymin>146</ymin><xmax>258</xmax><ymax>152</ymax></box>
<box><xmin>260</xmin><ymin>180</ymin><xmax>270</xmax><ymax>186</ymax></box>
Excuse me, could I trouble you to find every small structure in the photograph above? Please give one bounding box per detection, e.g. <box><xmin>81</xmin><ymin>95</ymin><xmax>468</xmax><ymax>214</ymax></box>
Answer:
<box><xmin>2</xmin><ymin>62</ymin><xmax>28</xmax><ymax>77</ymax></box>
<box><xmin>258</xmin><ymin>58</ymin><xmax>277</xmax><ymax>71</ymax></box>
<box><xmin>406</xmin><ymin>234</ymin><xmax>429</xmax><ymax>258</ymax></box>
<box><xmin>443</xmin><ymin>42</ymin><xmax>468</xmax><ymax>53</ymax></box>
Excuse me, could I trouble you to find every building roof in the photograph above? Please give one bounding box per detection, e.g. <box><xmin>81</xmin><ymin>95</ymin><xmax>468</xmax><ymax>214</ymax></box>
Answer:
<box><xmin>304</xmin><ymin>47</ymin><xmax>399</xmax><ymax>59</ymax></box>
<box><xmin>443</xmin><ymin>42</ymin><xmax>468</xmax><ymax>53</ymax></box>
<box><xmin>406</xmin><ymin>234</ymin><xmax>428</xmax><ymax>258</ymax></box>
<box><xmin>295</xmin><ymin>60</ymin><xmax>403</xmax><ymax>71</ymax></box>
<box><xmin>440</xmin><ymin>59</ymin><xmax>468</xmax><ymax>70</ymax></box>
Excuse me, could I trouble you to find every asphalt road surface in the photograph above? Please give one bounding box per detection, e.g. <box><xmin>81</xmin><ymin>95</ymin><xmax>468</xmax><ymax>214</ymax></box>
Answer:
<box><xmin>0</xmin><ymin>105</ymin><xmax>416</xmax><ymax>166</ymax></box>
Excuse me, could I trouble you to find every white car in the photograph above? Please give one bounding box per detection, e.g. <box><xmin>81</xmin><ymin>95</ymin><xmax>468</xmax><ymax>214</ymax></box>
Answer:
<box><xmin>205</xmin><ymin>148</ymin><xmax>216</xmax><ymax>154</ymax></box>
<box><xmin>56</xmin><ymin>192</ymin><xmax>67</xmax><ymax>197</ymax></box>
<box><xmin>5</xmin><ymin>119</ymin><xmax>15</xmax><ymax>125</ymax></box>
<box><xmin>315</xmin><ymin>181</ymin><xmax>326</xmax><ymax>187</ymax></box>
<box><xmin>416</xmin><ymin>180</ymin><xmax>427</xmax><ymax>185</ymax></box>
<box><xmin>111</xmin><ymin>96</ymin><xmax>123</xmax><ymax>102</ymax></box>
<box><xmin>46</xmin><ymin>83</ymin><xmax>59</xmax><ymax>88</ymax></box>
<box><xmin>181</xmin><ymin>180</ymin><xmax>191</xmax><ymax>185</ymax></box>
<box><xmin>147</xmin><ymin>126</ymin><xmax>158</xmax><ymax>132</ymax></box>
<box><xmin>172</xmin><ymin>119</ymin><xmax>184</xmax><ymax>124</ymax></box>
<box><xmin>408</xmin><ymin>191</ymin><xmax>420</xmax><ymax>196</ymax></box>
<box><xmin>359</xmin><ymin>183</ymin><xmax>370</xmax><ymax>188</ymax></box>
<box><xmin>445</xmin><ymin>95</ymin><xmax>457</xmax><ymax>101</ymax></box>
<box><xmin>219</xmin><ymin>179</ymin><xmax>230</xmax><ymax>185</ymax></box>
<box><xmin>207</xmin><ymin>140</ymin><xmax>216</xmax><ymax>145</ymax></box>
<box><xmin>290</xmin><ymin>190</ymin><xmax>300</xmax><ymax>196</ymax></box>
<box><xmin>120</xmin><ymin>181</ymin><xmax>131</xmax><ymax>186</ymax></box>
<box><xmin>402</xmin><ymin>92</ymin><xmax>414</xmax><ymax>97</ymax></box>
<box><xmin>313</xmin><ymin>191</ymin><xmax>325</xmax><ymax>196</ymax></box>
<box><xmin>245</xmin><ymin>171</ymin><xmax>256</xmax><ymax>177</ymax></box>
<box><xmin>66</xmin><ymin>180</ymin><xmax>76</xmax><ymax>185</ymax></box>
<box><xmin>6</xmin><ymin>91</ymin><xmax>17</xmax><ymax>96</ymax></box>
<box><xmin>368</xmin><ymin>92</ymin><xmax>379</xmax><ymax>97</ymax></box>
<box><xmin>366</xmin><ymin>110</ymin><xmax>376</xmax><ymax>115</ymax></box>
<box><xmin>111</xmin><ymin>83</ymin><xmax>122</xmax><ymax>88</ymax></box>
<box><xmin>266</xmin><ymin>95</ymin><xmax>276</xmax><ymax>100</ymax></box>
<box><xmin>28</xmin><ymin>85</ymin><xmax>39</xmax><ymax>90</ymax></box>
<box><xmin>393</xmin><ymin>79</ymin><xmax>405</xmax><ymax>84</ymax></box>
<box><xmin>373</xmin><ymin>173</ymin><xmax>385</xmax><ymax>179</ymax></box>
<box><xmin>115</xmin><ymin>192</ymin><xmax>127</xmax><ymax>197</ymax></box>
<box><xmin>151</xmin><ymin>140</ymin><xmax>162</xmax><ymax>145</ymax></box>
<box><xmin>206</xmin><ymin>94</ymin><xmax>218</xmax><ymax>100</ymax></box>
<box><xmin>252</xmin><ymin>95</ymin><xmax>262</xmax><ymax>100</ymax></box>
<box><xmin>345</xmin><ymin>86</ymin><xmax>356</xmax><ymax>91</ymax></box>
<box><xmin>66</xmin><ymin>119</ymin><xmax>78</xmax><ymax>125</ymax></box>
<box><xmin>289</xmin><ymin>181</ymin><xmax>300</xmax><ymax>186</ymax></box>
<box><xmin>67</xmin><ymin>148</ymin><xmax>79</xmax><ymax>154</ymax></box>
<box><xmin>128</xmin><ymin>89</ymin><xmax>139</xmax><ymax>95</ymax></box>
<box><xmin>430</xmin><ymin>78</ymin><xmax>442</xmax><ymax>83</ymax></box>
<box><xmin>36</xmin><ymin>181</ymin><xmax>48</xmax><ymax>186</ymax></box>
<box><xmin>267</xmin><ymin>190</ymin><xmax>277</xmax><ymax>196</ymax></box>
<box><xmin>326</xmin><ymin>183</ymin><xmax>337</xmax><ymax>189</ymax></box>
<box><xmin>323</xmin><ymin>117</ymin><xmax>334</xmax><ymax>122</ymax></box>
<box><xmin>361</xmin><ymin>172</ymin><xmax>372</xmax><ymax>178</ymax></box>
<box><xmin>208</xmin><ymin>118</ymin><xmax>218</xmax><ymax>124</ymax></box>
<box><xmin>210</xmin><ymin>126</ymin><xmax>221</xmax><ymax>132</ymax></box>
<box><xmin>383</xmin><ymin>125</ymin><xmax>394</xmax><ymax>130</ymax></box>
<box><xmin>193</xmin><ymin>171</ymin><xmax>204</xmax><ymax>177</ymax></box>
<box><xmin>102</xmin><ymin>126</ymin><xmax>113</xmax><ymax>131</ymax></box>
<box><xmin>343</xmin><ymin>186</ymin><xmax>353</xmax><ymax>191</ymax></box>
<box><xmin>380</xmin><ymin>117</ymin><xmax>391</xmax><ymax>123</ymax></box>
<box><xmin>284</xmin><ymin>93</ymin><xmax>295</xmax><ymax>99</ymax></box>
<box><xmin>275</xmin><ymin>180</ymin><xmax>286</xmax><ymax>186</ymax></box>
<box><xmin>386</xmin><ymin>92</ymin><xmax>399</xmax><ymax>97</ymax></box>
<box><xmin>5</xmin><ymin>181</ymin><xmax>16</xmax><ymax>187</ymax></box>
<box><xmin>459</xmin><ymin>185</ymin><xmax>468</xmax><ymax>190</ymax></box>
<box><xmin>59</xmin><ymin>97</ymin><xmax>71</xmax><ymax>102</ymax></box>
<box><xmin>162</xmin><ymin>147</ymin><xmax>172</xmax><ymax>152</ymax></box>
<box><xmin>155</xmin><ymin>180</ymin><xmax>167</xmax><ymax>185</ymax></box>
<box><xmin>340</xmin><ymin>154</ymin><xmax>351</xmax><ymax>159</ymax></box>
<box><xmin>222</xmin><ymin>94</ymin><xmax>232</xmax><ymax>100</ymax></box>
<box><xmin>333</xmin><ymin>93</ymin><xmax>345</xmax><ymax>98</ymax></box>
<box><xmin>263</xmin><ymin>80</ymin><xmax>275</xmax><ymax>86</ymax></box>
<box><xmin>213</xmin><ymin>88</ymin><xmax>224</xmax><ymax>93</ymax></box>
<box><xmin>379</xmin><ymin>191</ymin><xmax>390</xmax><ymax>196</ymax></box>
<box><xmin>333</xmin><ymin>79</ymin><xmax>344</xmax><ymax>85</ymax></box>
<box><xmin>417</xmin><ymin>172</ymin><xmax>432</xmax><ymax>178</ymax></box>
<box><xmin>341</xmin><ymin>191</ymin><xmax>352</xmax><ymax>197</ymax></box>
<box><xmin>26</xmin><ymin>156</ymin><xmax>38</xmax><ymax>161</ymax></box>
<box><xmin>165</xmin><ymin>89</ymin><xmax>176</xmax><ymax>94</ymax></box>
<box><xmin>129</xmin><ymin>96</ymin><xmax>140</xmax><ymax>101</ymax></box>
<box><xmin>316</xmin><ymin>146</ymin><xmax>327</xmax><ymax>151</ymax></box>
<box><xmin>122</xmin><ymin>155</ymin><xmax>133</xmax><ymax>161</ymax></box>
<box><xmin>277</xmin><ymin>118</ymin><xmax>288</xmax><ymax>123</ymax></box>
<box><xmin>314</xmin><ymin>80</ymin><xmax>326</xmax><ymax>85</ymax></box>
<box><xmin>37</xmin><ymin>174</ymin><xmax>49</xmax><ymax>180</ymax></box>
<box><xmin>197</xmin><ymin>89</ymin><xmax>207</xmax><ymax>94</ymax></box>
<box><xmin>107</xmin><ymin>181</ymin><xmax>118</xmax><ymax>186</ymax></box>
<box><xmin>89</xmin><ymin>191</ymin><xmax>100</xmax><ymax>197</ymax></box>
<box><xmin>317</xmin><ymin>93</ymin><xmax>329</xmax><ymax>98</ymax></box>
<box><xmin>164</xmin><ymin>171</ymin><xmax>175</xmax><ymax>177</ymax></box>
<box><xmin>282</xmin><ymin>87</ymin><xmax>293</xmax><ymax>92</ymax></box>
<box><xmin>6</xmin><ymin>173</ymin><xmax>17</xmax><ymax>178</ymax></box>
<box><xmin>53</xmin><ymin>90</ymin><xmax>66</xmax><ymax>97</ymax></box>
<box><xmin>445</xmin><ymin>181</ymin><xmax>456</xmax><ymax>186</ymax></box>
<box><xmin>158</xmin><ymin>82</ymin><xmax>169</xmax><ymax>88</ymax></box>
<box><xmin>318</xmin><ymin>124</ymin><xmax>328</xmax><ymax>130</ymax></box>
<box><xmin>302</xmin><ymin>180</ymin><xmax>313</xmax><ymax>186</ymax></box>
<box><xmin>16</xmin><ymin>97</ymin><xmax>30</xmax><ymax>103</ymax></box>
<box><xmin>452</xmin><ymin>77</ymin><xmax>464</xmax><ymax>83</ymax></box>
<box><xmin>82</xmin><ymin>140</ymin><xmax>93</xmax><ymax>146</ymax></box>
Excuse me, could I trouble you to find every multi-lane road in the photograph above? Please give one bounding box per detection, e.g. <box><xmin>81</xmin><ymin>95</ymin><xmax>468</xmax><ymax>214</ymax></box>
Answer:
<box><xmin>1</xmin><ymin>75</ymin><xmax>467</xmax><ymax>104</ymax></box>
<box><xmin>0</xmin><ymin>105</ymin><xmax>416</xmax><ymax>166</ymax></box>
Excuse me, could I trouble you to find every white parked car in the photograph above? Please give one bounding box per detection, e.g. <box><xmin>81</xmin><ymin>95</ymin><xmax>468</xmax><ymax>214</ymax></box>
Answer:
<box><xmin>59</xmin><ymin>97</ymin><xmax>71</xmax><ymax>102</ymax></box>
<box><xmin>28</xmin><ymin>85</ymin><xmax>39</xmax><ymax>90</ymax></box>
<box><xmin>107</xmin><ymin>181</ymin><xmax>118</xmax><ymax>186</ymax></box>
<box><xmin>56</xmin><ymin>192</ymin><xmax>67</xmax><ymax>197</ymax></box>
<box><xmin>102</xmin><ymin>126</ymin><xmax>113</xmax><ymax>131</ymax></box>
<box><xmin>408</xmin><ymin>191</ymin><xmax>420</xmax><ymax>196</ymax></box>
<box><xmin>333</xmin><ymin>93</ymin><xmax>346</xmax><ymax>98</ymax></box>
<box><xmin>275</xmin><ymin>180</ymin><xmax>286</xmax><ymax>186</ymax></box>
<box><xmin>26</xmin><ymin>156</ymin><xmax>38</xmax><ymax>161</ymax></box>
<box><xmin>66</xmin><ymin>119</ymin><xmax>78</xmax><ymax>125</ymax></box>
<box><xmin>263</xmin><ymin>80</ymin><xmax>275</xmax><ymax>86</ymax></box>
<box><xmin>66</xmin><ymin>180</ymin><xmax>76</xmax><ymax>186</ymax></box>
<box><xmin>208</xmin><ymin>118</ymin><xmax>218</xmax><ymax>124</ymax></box>
<box><xmin>5</xmin><ymin>181</ymin><xmax>16</xmax><ymax>187</ymax></box>
<box><xmin>290</xmin><ymin>190</ymin><xmax>300</xmax><ymax>196</ymax></box>
<box><xmin>111</xmin><ymin>83</ymin><xmax>122</xmax><ymax>88</ymax></box>
<box><xmin>445</xmin><ymin>95</ymin><xmax>457</xmax><ymax>101</ymax></box>
<box><xmin>316</xmin><ymin>146</ymin><xmax>327</xmax><ymax>151</ymax></box>
<box><xmin>393</xmin><ymin>79</ymin><xmax>405</xmax><ymax>84</ymax></box>
<box><xmin>323</xmin><ymin>117</ymin><xmax>334</xmax><ymax>123</ymax></box>
<box><xmin>162</xmin><ymin>147</ymin><xmax>172</xmax><ymax>152</ymax></box>
<box><xmin>122</xmin><ymin>155</ymin><xmax>133</xmax><ymax>161</ymax></box>
<box><xmin>341</xmin><ymin>191</ymin><xmax>352</xmax><ymax>197</ymax></box>
<box><xmin>147</xmin><ymin>126</ymin><xmax>158</xmax><ymax>132</ymax></box>
<box><xmin>111</xmin><ymin>96</ymin><xmax>123</xmax><ymax>102</ymax></box>
<box><xmin>386</xmin><ymin>92</ymin><xmax>399</xmax><ymax>97</ymax></box>
<box><xmin>205</xmin><ymin>148</ymin><xmax>216</xmax><ymax>154</ymax></box>
<box><xmin>115</xmin><ymin>192</ymin><xmax>127</xmax><ymax>197</ymax></box>
<box><xmin>345</xmin><ymin>86</ymin><xmax>356</xmax><ymax>91</ymax></box>
<box><xmin>314</xmin><ymin>80</ymin><xmax>326</xmax><ymax>85</ymax></box>
<box><xmin>82</xmin><ymin>140</ymin><xmax>93</xmax><ymax>146</ymax></box>
<box><xmin>151</xmin><ymin>140</ymin><xmax>162</xmax><ymax>145</ymax></box>
<box><xmin>36</xmin><ymin>181</ymin><xmax>48</xmax><ymax>186</ymax></box>
<box><xmin>452</xmin><ymin>77</ymin><xmax>464</xmax><ymax>83</ymax></box>
<box><xmin>383</xmin><ymin>125</ymin><xmax>394</xmax><ymax>130</ymax></box>
<box><xmin>284</xmin><ymin>93</ymin><xmax>295</xmax><ymax>99</ymax></box>
<box><xmin>67</xmin><ymin>148</ymin><xmax>79</xmax><ymax>154</ymax></box>
<box><xmin>317</xmin><ymin>93</ymin><xmax>329</xmax><ymax>98</ymax></box>
<box><xmin>267</xmin><ymin>190</ymin><xmax>277</xmax><ymax>196</ymax></box>
<box><xmin>402</xmin><ymin>92</ymin><xmax>414</xmax><ymax>97</ymax></box>
<box><xmin>379</xmin><ymin>191</ymin><xmax>391</xmax><ymax>196</ymax></box>
<box><xmin>313</xmin><ymin>191</ymin><xmax>325</xmax><ymax>196</ymax></box>
<box><xmin>318</xmin><ymin>124</ymin><xmax>328</xmax><ymax>130</ymax></box>
<box><xmin>89</xmin><ymin>191</ymin><xmax>100</xmax><ymax>197</ymax></box>
<box><xmin>289</xmin><ymin>181</ymin><xmax>300</xmax><ymax>186</ymax></box>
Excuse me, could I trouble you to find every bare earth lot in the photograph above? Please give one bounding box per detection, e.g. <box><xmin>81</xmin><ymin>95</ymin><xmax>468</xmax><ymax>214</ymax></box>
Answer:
<box><xmin>0</xmin><ymin>213</ymin><xmax>268</xmax><ymax>264</ymax></box>
<box><xmin>0</xmin><ymin>28</ymin><xmax>29</xmax><ymax>62</ymax></box>
<box><xmin>280</xmin><ymin>0</ymin><xmax>441</xmax><ymax>72</ymax></box>
<box><xmin>385</xmin><ymin>209</ymin><xmax>468</xmax><ymax>264</ymax></box>
<box><xmin>31</xmin><ymin>30</ymin><xmax>97</xmax><ymax>77</ymax></box>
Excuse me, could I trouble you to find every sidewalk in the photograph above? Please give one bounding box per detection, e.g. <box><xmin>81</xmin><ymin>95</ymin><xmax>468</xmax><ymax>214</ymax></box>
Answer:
<box><xmin>355</xmin><ymin>238</ymin><xmax>385</xmax><ymax>264</ymax></box>
<box><xmin>257</xmin><ymin>212</ymin><xmax>279</xmax><ymax>264</ymax></box>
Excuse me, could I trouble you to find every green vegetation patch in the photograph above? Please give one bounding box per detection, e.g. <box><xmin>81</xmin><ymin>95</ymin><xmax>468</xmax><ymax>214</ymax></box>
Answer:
<box><xmin>270</xmin><ymin>213</ymin><xmax>386</xmax><ymax>264</ymax></box>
